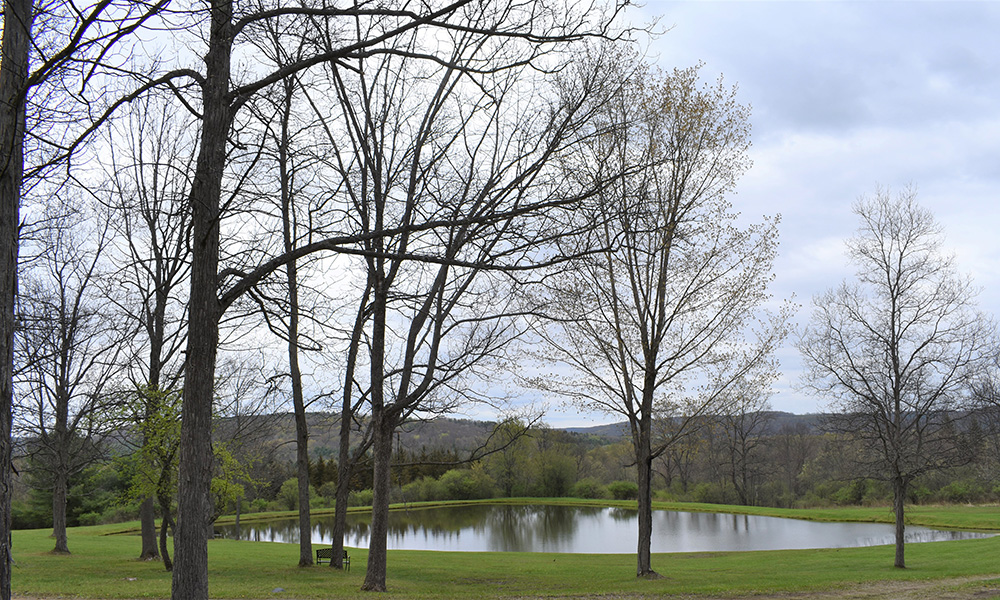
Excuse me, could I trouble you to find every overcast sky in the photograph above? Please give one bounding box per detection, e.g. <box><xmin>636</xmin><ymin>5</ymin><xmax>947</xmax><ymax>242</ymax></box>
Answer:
<box><xmin>538</xmin><ymin>1</ymin><xmax>1000</xmax><ymax>427</ymax></box>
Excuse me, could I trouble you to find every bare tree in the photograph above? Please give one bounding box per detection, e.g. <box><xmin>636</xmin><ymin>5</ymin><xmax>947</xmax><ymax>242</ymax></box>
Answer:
<box><xmin>101</xmin><ymin>93</ymin><xmax>194</xmax><ymax>561</ymax></box>
<box><xmin>1</xmin><ymin>0</ymin><xmax>168</xmax><ymax>590</ymax></box>
<box><xmin>305</xmin><ymin>25</ymin><xmax>630</xmax><ymax>591</ymax></box>
<box><xmin>798</xmin><ymin>187</ymin><xmax>994</xmax><ymax>568</ymax></box>
<box><xmin>242</xmin><ymin>69</ymin><xmax>333</xmax><ymax>566</ymax></box>
<box><xmin>14</xmin><ymin>198</ymin><xmax>122</xmax><ymax>553</ymax></box>
<box><xmin>717</xmin><ymin>386</ymin><xmax>774</xmax><ymax>506</ymax></box>
<box><xmin>535</xmin><ymin>61</ymin><xmax>787</xmax><ymax>577</ymax></box>
<box><xmin>25</xmin><ymin>0</ymin><xmax>638</xmax><ymax>593</ymax></box>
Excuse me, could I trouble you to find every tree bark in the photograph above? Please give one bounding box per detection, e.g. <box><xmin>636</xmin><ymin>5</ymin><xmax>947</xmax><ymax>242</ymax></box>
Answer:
<box><xmin>159</xmin><ymin>499</ymin><xmax>174</xmax><ymax>571</ymax></box>
<box><xmin>361</xmin><ymin>414</ymin><xmax>394</xmax><ymax>592</ymax></box>
<box><xmin>893</xmin><ymin>475</ymin><xmax>906</xmax><ymax>569</ymax></box>
<box><xmin>139</xmin><ymin>496</ymin><xmax>159</xmax><ymax>559</ymax></box>
<box><xmin>51</xmin><ymin>473</ymin><xmax>69</xmax><ymax>553</ymax></box>
<box><xmin>635</xmin><ymin>414</ymin><xmax>655</xmax><ymax>577</ymax></box>
<box><xmin>330</xmin><ymin>417</ymin><xmax>353</xmax><ymax>570</ymax></box>
<box><xmin>0</xmin><ymin>0</ymin><xmax>31</xmax><ymax>593</ymax></box>
<box><xmin>171</xmin><ymin>0</ymin><xmax>232</xmax><ymax>595</ymax></box>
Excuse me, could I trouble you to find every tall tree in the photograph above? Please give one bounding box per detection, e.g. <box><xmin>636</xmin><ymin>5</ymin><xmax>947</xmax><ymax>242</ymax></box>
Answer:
<box><xmin>536</xmin><ymin>61</ymin><xmax>787</xmax><ymax>577</ymax></box>
<box><xmin>311</xmin><ymin>30</ymin><xmax>629</xmax><ymax>591</ymax></box>
<box><xmin>14</xmin><ymin>198</ymin><xmax>122</xmax><ymax>553</ymax></box>
<box><xmin>103</xmin><ymin>94</ymin><xmax>193</xmax><ymax>561</ymax></box>
<box><xmin>79</xmin><ymin>0</ymin><xmax>634</xmax><ymax>594</ymax></box>
<box><xmin>2</xmin><ymin>0</ymin><xmax>167</xmax><ymax>590</ymax></box>
<box><xmin>798</xmin><ymin>187</ymin><xmax>993</xmax><ymax>568</ymax></box>
<box><xmin>0</xmin><ymin>0</ymin><xmax>32</xmax><ymax>588</ymax></box>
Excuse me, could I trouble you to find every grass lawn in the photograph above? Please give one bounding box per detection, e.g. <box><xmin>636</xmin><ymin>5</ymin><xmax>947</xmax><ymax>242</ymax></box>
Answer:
<box><xmin>10</xmin><ymin>500</ymin><xmax>1000</xmax><ymax>599</ymax></box>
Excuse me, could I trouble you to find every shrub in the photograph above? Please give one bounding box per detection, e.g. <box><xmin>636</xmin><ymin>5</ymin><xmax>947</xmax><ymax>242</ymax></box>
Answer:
<box><xmin>401</xmin><ymin>477</ymin><xmax>444</xmax><ymax>502</ymax></box>
<box><xmin>319</xmin><ymin>481</ymin><xmax>337</xmax><ymax>497</ymax></box>
<box><xmin>569</xmin><ymin>477</ymin><xmax>608</xmax><ymax>499</ymax></box>
<box><xmin>348</xmin><ymin>489</ymin><xmax>373</xmax><ymax>507</ymax></box>
<box><xmin>439</xmin><ymin>467</ymin><xmax>496</xmax><ymax>500</ymax></box>
<box><xmin>607</xmin><ymin>480</ymin><xmax>638</xmax><ymax>500</ymax></box>
<box><xmin>690</xmin><ymin>482</ymin><xmax>725</xmax><ymax>504</ymax></box>
<box><xmin>77</xmin><ymin>512</ymin><xmax>103</xmax><ymax>527</ymax></box>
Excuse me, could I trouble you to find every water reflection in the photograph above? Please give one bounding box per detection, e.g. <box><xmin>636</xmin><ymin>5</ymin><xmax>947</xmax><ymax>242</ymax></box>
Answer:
<box><xmin>215</xmin><ymin>504</ymin><xmax>993</xmax><ymax>554</ymax></box>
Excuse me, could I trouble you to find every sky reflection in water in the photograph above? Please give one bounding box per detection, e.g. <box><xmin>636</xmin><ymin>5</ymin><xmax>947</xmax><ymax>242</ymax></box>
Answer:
<box><xmin>216</xmin><ymin>504</ymin><xmax>992</xmax><ymax>553</ymax></box>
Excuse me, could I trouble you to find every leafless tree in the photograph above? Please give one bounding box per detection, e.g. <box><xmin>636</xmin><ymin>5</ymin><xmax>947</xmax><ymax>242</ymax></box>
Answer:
<box><xmin>1</xmin><ymin>0</ymin><xmax>168</xmax><ymax>590</ymax></box>
<box><xmin>303</xmin><ymin>26</ymin><xmax>632</xmax><ymax>591</ymax></box>
<box><xmin>13</xmin><ymin>197</ymin><xmax>123</xmax><ymax>554</ymax></box>
<box><xmin>535</xmin><ymin>60</ymin><xmax>788</xmax><ymax>577</ymax></box>
<box><xmin>101</xmin><ymin>93</ymin><xmax>194</xmax><ymax>561</ymax></box>
<box><xmin>717</xmin><ymin>386</ymin><xmax>774</xmax><ymax>506</ymax></box>
<box><xmin>241</xmin><ymin>68</ymin><xmax>335</xmax><ymax>566</ymax></box>
<box><xmin>0</xmin><ymin>0</ymin><xmax>636</xmax><ymax>593</ymax></box>
<box><xmin>798</xmin><ymin>187</ymin><xmax>994</xmax><ymax>568</ymax></box>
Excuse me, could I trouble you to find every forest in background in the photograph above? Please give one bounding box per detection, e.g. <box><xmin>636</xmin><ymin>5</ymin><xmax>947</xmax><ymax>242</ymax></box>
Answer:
<box><xmin>12</xmin><ymin>408</ymin><xmax>1000</xmax><ymax>531</ymax></box>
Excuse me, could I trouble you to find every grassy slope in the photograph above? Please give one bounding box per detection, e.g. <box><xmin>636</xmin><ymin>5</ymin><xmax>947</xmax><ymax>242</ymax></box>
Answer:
<box><xmin>12</xmin><ymin>500</ymin><xmax>1000</xmax><ymax>599</ymax></box>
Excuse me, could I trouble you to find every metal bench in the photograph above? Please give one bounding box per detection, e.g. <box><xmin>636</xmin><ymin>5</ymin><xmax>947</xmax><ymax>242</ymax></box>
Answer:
<box><xmin>315</xmin><ymin>547</ymin><xmax>350</xmax><ymax>571</ymax></box>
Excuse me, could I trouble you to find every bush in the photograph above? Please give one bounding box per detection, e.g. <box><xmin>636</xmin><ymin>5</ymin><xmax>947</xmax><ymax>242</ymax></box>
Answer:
<box><xmin>401</xmin><ymin>477</ymin><xmax>444</xmax><ymax>502</ymax></box>
<box><xmin>348</xmin><ymin>489</ymin><xmax>373</xmax><ymax>507</ymax></box>
<box><xmin>607</xmin><ymin>480</ymin><xmax>638</xmax><ymax>500</ymax></box>
<box><xmin>318</xmin><ymin>481</ymin><xmax>338</xmax><ymax>499</ymax></box>
<box><xmin>77</xmin><ymin>512</ymin><xmax>103</xmax><ymax>527</ymax></box>
<box><xmin>689</xmin><ymin>482</ymin><xmax>725</xmax><ymax>504</ymax></box>
<box><xmin>569</xmin><ymin>477</ymin><xmax>608</xmax><ymax>499</ymax></box>
<box><xmin>439</xmin><ymin>467</ymin><xmax>496</xmax><ymax>500</ymax></box>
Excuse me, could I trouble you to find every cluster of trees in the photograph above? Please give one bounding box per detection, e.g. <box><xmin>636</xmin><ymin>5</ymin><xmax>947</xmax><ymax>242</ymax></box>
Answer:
<box><xmin>14</xmin><ymin>404</ymin><xmax>1000</xmax><ymax>536</ymax></box>
<box><xmin>3</xmin><ymin>0</ymin><xmax>997</xmax><ymax>593</ymax></box>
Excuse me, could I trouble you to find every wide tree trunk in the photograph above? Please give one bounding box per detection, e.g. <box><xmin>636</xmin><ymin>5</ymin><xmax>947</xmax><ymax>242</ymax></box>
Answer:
<box><xmin>51</xmin><ymin>473</ymin><xmax>69</xmax><ymax>553</ymax></box>
<box><xmin>171</xmin><ymin>0</ymin><xmax>232</xmax><ymax>594</ymax></box>
<box><xmin>893</xmin><ymin>476</ymin><xmax>906</xmax><ymax>569</ymax></box>
<box><xmin>361</xmin><ymin>415</ymin><xmax>394</xmax><ymax>591</ymax></box>
<box><xmin>139</xmin><ymin>496</ymin><xmax>159</xmax><ymax>560</ymax></box>
<box><xmin>0</xmin><ymin>0</ymin><xmax>32</xmax><ymax>595</ymax></box>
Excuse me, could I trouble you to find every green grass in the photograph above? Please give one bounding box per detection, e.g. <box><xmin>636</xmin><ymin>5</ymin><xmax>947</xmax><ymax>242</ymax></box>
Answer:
<box><xmin>11</xmin><ymin>500</ymin><xmax>1000</xmax><ymax>598</ymax></box>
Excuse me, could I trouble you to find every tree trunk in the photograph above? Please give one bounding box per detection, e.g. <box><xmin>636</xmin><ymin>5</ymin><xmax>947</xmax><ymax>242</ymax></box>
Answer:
<box><xmin>279</xmin><ymin>92</ymin><xmax>312</xmax><ymax>567</ymax></box>
<box><xmin>331</xmin><ymin>285</ymin><xmax>368</xmax><ymax>570</ymax></box>
<box><xmin>1</xmin><ymin>1</ymin><xmax>31</xmax><ymax>592</ymax></box>
<box><xmin>51</xmin><ymin>473</ymin><xmax>69</xmax><ymax>553</ymax></box>
<box><xmin>139</xmin><ymin>496</ymin><xmax>160</xmax><ymax>559</ymax></box>
<box><xmin>171</xmin><ymin>0</ymin><xmax>231</xmax><ymax>592</ymax></box>
<box><xmin>361</xmin><ymin>415</ymin><xmax>394</xmax><ymax>592</ymax></box>
<box><xmin>159</xmin><ymin>502</ymin><xmax>173</xmax><ymax>572</ymax></box>
<box><xmin>635</xmin><ymin>422</ymin><xmax>655</xmax><ymax>577</ymax></box>
<box><xmin>893</xmin><ymin>475</ymin><xmax>906</xmax><ymax>569</ymax></box>
<box><xmin>331</xmin><ymin>421</ymin><xmax>353</xmax><ymax>570</ymax></box>
<box><xmin>294</xmin><ymin>433</ymin><xmax>312</xmax><ymax>566</ymax></box>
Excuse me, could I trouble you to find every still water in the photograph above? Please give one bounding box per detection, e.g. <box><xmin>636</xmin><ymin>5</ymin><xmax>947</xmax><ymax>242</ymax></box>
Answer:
<box><xmin>215</xmin><ymin>504</ymin><xmax>992</xmax><ymax>554</ymax></box>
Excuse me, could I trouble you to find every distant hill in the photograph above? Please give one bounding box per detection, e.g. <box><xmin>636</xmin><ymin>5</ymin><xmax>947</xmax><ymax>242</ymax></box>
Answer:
<box><xmin>563</xmin><ymin>412</ymin><xmax>827</xmax><ymax>439</ymax></box>
<box><xmin>217</xmin><ymin>410</ymin><xmax>829</xmax><ymax>463</ymax></box>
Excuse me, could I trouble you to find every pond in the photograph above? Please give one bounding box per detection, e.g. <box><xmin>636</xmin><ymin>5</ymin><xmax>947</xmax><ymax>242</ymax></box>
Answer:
<box><xmin>215</xmin><ymin>504</ymin><xmax>992</xmax><ymax>554</ymax></box>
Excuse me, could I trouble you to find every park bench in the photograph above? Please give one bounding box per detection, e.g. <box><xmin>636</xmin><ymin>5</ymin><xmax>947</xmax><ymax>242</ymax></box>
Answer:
<box><xmin>315</xmin><ymin>547</ymin><xmax>350</xmax><ymax>571</ymax></box>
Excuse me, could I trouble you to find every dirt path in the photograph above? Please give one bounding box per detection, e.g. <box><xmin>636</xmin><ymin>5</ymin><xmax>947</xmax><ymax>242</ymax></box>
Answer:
<box><xmin>513</xmin><ymin>575</ymin><xmax>1000</xmax><ymax>600</ymax></box>
<box><xmin>13</xmin><ymin>575</ymin><xmax>1000</xmax><ymax>600</ymax></box>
